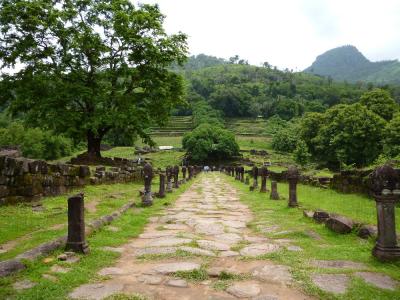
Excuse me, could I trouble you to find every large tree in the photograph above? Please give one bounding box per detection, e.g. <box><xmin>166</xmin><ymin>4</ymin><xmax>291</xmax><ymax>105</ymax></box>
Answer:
<box><xmin>0</xmin><ymin>0</ymin><xmax>188</xmax><ymax>158</ymax></box>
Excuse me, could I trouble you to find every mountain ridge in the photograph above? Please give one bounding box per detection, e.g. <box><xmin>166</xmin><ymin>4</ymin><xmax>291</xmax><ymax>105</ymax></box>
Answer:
<box><xmin>304</xmin><ymin>45</ymin><xmax>400</xmax><ymax>84</ymax></box>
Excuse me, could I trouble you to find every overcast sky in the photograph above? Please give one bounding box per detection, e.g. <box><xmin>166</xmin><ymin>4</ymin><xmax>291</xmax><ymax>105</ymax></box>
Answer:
<box><xmin>138</xmin><ymin>0</ymin><xmax>400</xmax><ymax>70</ymax></box>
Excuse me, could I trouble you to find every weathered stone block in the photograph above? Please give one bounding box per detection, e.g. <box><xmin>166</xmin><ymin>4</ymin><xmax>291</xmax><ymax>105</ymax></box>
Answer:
<box><xmin>96</xmin><ymin>166</ymin><xmax>105</xmax><ymax>172</ymax></box>
<box><xmin>358</xmin><ymin>225</ymin><xmax>378</xmax><ymax>239</ymax></box>
<box><xmin>326</xmin><ymin>215</ymin><xmax>354</xmax><ymax>234</ymax></box>
<box><xmin>0</xmin><ymin>185</ymin><xmax>8</xmax><ymax>198</ymax></box>
<box><xmin>79</xmin><ymin>166</ymin><xmax>90</xmax><ymax>178</ymax></box>
<box><xmin>313</xmin><ymin>210</ymin><xmax>330</xmax><ymax>223</ymax></box>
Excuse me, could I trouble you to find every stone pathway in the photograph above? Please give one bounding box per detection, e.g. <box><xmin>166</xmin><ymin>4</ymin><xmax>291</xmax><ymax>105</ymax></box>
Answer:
<box><xmin>70</xmin><ymin>174</ymin><xmax>313</xmax><ymax>300</ymax></box>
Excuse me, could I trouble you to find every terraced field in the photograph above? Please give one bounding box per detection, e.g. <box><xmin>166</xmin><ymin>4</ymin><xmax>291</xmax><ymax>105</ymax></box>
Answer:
<box><xmin>150</xmin><ymin>116</ymin><xmax>193</xmax><ymax>136</ymax></box>
<box><xmin>225</xmin><ymin>117</ymin><xmax>271</xmax><ymax>136</ymax></box>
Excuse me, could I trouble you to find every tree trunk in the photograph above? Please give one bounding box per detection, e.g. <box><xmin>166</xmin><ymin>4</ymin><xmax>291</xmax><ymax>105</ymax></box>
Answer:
<box><xmin>87</xmin><ymin>131</ymin><xmax>102</xmax><ymax>158</ymax></box>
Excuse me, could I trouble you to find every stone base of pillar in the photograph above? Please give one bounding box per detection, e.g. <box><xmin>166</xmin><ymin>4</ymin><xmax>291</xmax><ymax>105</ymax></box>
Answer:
<box><xmin>66</xmin><ymin>241</ymin><xmax>89</xmax><ymax>254</ymax></box>
<box><xmin>142</xmin><ymin>193</ymin><xmax>153</xmax><ymax>206</ymax></box>
<box><xmin>260</xmin><ymin>188</ymin><xmax>267</xmax><ymax>193</ymax></box>
<box><xmin>373</xmin><ymin>244</ymin><xmax>400</xmax><ymax>262</ymax></box>
<box><xmin>167</xmin><ymin>183</ymin><xmax>173</xmax><ymax>193</ymax></box>
<box><xmin>270</xmin><ymin>192</ymin><xmax>280</xmax><ymax>200</ymax></box>
<box><xmin>288</xmin><ymin>201</ymin><xmax>298</xmax><ymax>208</ymax></box>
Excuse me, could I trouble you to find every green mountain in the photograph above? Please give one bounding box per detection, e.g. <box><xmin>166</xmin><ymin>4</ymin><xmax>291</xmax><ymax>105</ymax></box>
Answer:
<box><xmin>305</xmin><ymin>45</ymin><xmax>400</xmax><ymax>84</ymax></box>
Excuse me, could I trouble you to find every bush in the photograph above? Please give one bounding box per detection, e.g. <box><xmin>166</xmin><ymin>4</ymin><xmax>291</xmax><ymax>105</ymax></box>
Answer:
<box><xmin>0</xmin><ymin>122</ymin><xmax>74</xmax><ymax>160</ymax></box>
<box><xmin>271</xmin><ymin>122</ymin><xmax>299</xmax><ymax>153</ymax></box>
<box><xmin>182</xmin><ymin>124</ymin><xmax>239</xmax><ymax>162</ymax></box>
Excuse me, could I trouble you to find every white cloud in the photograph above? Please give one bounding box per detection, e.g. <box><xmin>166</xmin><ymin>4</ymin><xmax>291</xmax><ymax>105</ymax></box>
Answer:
<box><xmin>137</xmin><ymin>0</ymin><xmax>400</xmax><ymax>70</ymax></box>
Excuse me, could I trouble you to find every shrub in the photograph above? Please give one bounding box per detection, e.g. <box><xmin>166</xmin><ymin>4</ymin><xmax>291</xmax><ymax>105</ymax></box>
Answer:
<box><xmin>182</xmin><ymin>124</ymin><xmax>239</xmax><ymax>162</ymax></box>
<box><xmin>0</xmin><ymin>122</ymin><xmax>74</xmax><ymax>160</ymax></box>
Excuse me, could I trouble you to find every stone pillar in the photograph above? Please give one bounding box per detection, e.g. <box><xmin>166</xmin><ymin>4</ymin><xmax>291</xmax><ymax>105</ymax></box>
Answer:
<box><xmin>370</xmin><ymin>165</ymin><xmax>400</xmax><ymax>261</ymax></box>
<box><xmin>260</xmin><ymin>166</ymin><xmax>268</xmax><ymax>193</ymax></box>
<box><xmin>287</xmin><ymin>166</ymin><xmax>299</xmax><ymax>207</ymax></box>
<box><xmin>158</xmin><ymin>172</ymin><xmax>166</xmax><ymax>198</ymax></box>
<box><xmin>142</xmin><ymin>162</ymin><xmax>153</xmax><ymax>206</ymax></box>
<box><xmin>182</xmin><ymin>166</ymin><xmax>187</xmax><ymax>183</ymax></box>
<box><xmin>241</xmin><ymin>167</ymin><xmax>245</xmax><ymax>183</ymax></box>
<box><xmin>188</xmin><ymin>165</ymin><xmax>193</xmax><ymax>180</ymax></box>
<box><xmin>245</xmin><ymin>175</ymin><xmax>250</xmax><ymax>185</ymax></box>
<box><xmin>270</xmin><ymin>181</ymin><xmax>280</xmax><ymax>200</ymax></box>
<box><xmin>173</xmin><ymin>165</ymin><xmax>179</xmax><ymax>188</ymax></box>
<box><xmin>250</xmin><ymin>166</ymin><xmax>258</xmax><ymax>191</ymax></box>
<box><xmin>166</xmin><ymin>166</ymin><xmax>173</xmax><ymax>193</ymax></box>
<box><xmin>66</xmin><ymin>193</ymin><xmax>89</xmax><ymax>254</ymax></box>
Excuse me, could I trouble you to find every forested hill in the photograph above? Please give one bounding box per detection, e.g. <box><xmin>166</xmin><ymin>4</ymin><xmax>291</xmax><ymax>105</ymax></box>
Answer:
<box><xmin>304</xmin><ymin>45</ymin><xmax>400</xmax><ymax>84</ymax></box>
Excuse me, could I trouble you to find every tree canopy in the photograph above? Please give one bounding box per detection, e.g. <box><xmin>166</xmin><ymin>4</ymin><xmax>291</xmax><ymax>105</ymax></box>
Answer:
<box><xmin>182</xmin><ymin>124</ymin><xmax>240</xmax><ymax>163</ymax></box>
<box><xmin>0</xmin><ymin>0</ymin><xmax>188</xmax><ymax>158</ymax></box>
<box><xmin>359</xmin><ymin>88</ymin><xmax>398</xmax><ymax>121</ymax></box>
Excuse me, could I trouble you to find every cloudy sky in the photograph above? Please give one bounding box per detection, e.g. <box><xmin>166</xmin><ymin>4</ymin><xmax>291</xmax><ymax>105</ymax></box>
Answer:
<box><xmin>138</xmin><ymin>0</ymin><xmax>400</xmax><ymax>70</ymax></box>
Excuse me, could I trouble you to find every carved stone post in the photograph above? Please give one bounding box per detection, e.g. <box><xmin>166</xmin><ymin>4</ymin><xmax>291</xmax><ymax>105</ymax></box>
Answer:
<box><xmin>158</xmin><ymin>171</ymin><xmax>166</xmax><ymax>198</ymax></box>
<box><xmin>182</xmin><ymin>166</ymin><xmax>187</xmax><ymax>183</ymax></box>
<box><xmin>270</xmin><ymin>181</ymin><xmax>280</xmax><ymax>200</ymax></box>
<box><xmin>260</xmin><ymin>166</ymin><xmax>269</xmax><ymax>193</ymax></box>
<box><xmin>142</xmin><ymin>163</ymin><xmax>153</xmax><ymax>206</ymax></box>
<box><xmin>66</xmin><ymin>193</ymin><xmax>89</xmax><ymax>254</ymax></box>
<box><xmin>166</xmin><ymin>166</ymin><xmax>173</xmax><ymax>193</ymax></box>
<box><xmin>250</xmin><ymin>166</ymin><xmax>258</xmax><ymax>191</ymax></box>
<box><xmin>173</xmin><ymin>165</ymin><xmax>179</xmax><ymax>188</ymax></box>
<box><xmin>370</xmin><ymin>165</ymin><xmax>400</xmax><ymax>261</ymax></box>
<box><xmin>287</xmin><ymin>166</ymin><xmax>299</xmax><ymax>207</ymax></box>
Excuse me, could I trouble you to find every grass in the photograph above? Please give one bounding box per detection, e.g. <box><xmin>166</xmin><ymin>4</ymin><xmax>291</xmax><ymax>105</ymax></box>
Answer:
<box><xmin>173</xmin><ymin>267</ymin><xmax>209</xmax><ymax>282</ymax></box>
<box><xmin>236</xmin><ymin>136</ymin><xmax>272</xmax><ymax>150</ymax></box>
<box><xmin>0</xmin><ymin>177</ymin><xmax>195</xmax><ymax>300</ymax></box>
<box><xmin>223</xmin><ymin>174</ymin><xmax>400</xmax><ymax>300</ymax></box>
<box><xmin>271</xmin><ymin>181</ymin><xmax>400</xmax><ymax>231</ymax></box>
<box><xmin>0</xmin><ymin>183</ymin><xmax>143</xmax><ymax>260</ymax></box>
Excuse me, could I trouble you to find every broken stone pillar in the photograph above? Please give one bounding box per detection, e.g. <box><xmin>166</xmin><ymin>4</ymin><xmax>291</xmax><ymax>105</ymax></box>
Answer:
<box><xmin>260</xmin><ymin>166</ymin><xmax>268</xmax><ymax>193</ymax></box>
<box><xmin>270</xmin><ymin>181</ymin><xmax>280</xmax><ymax>200</ymax></box>
<box><xmin>142</xmin><ymin>162</ymin><xmax>153</xmax><ymax>206</ymax></box>
<box><xmin>370</xmin><ymin>165</ymin><xmax>400</xmax><ymax>262</ymax></box>
<box><xmin>173</xmin><ymin>165</ymin><xmax>179</xmax><ymax>188</ymax></box>
<box><xmin>166</xmin><ymin>166</ymin><xmax>173</xmax><ymax>192</ymax></box>
<box><xmin>66</xmin><ymin>193</ymin><xmax>89</xmax><ymax>254</ymax></box>
<box><xmin>182</xmin><ymin>166</ymin><xmax>187</xmax><ymax>183</ymax></box>
<box><xmin>158</xmin><ymin>172</ymin><xmax>166</xmax><ymax>198</ymax></box>
<box><xmin>287</xmin><ymin>166</ymin><xmax>299</xmax><ymax>207</ymax></box>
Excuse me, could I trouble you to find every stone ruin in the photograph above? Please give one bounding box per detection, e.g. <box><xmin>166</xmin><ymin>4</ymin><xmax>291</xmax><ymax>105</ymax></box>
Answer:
<box><xmin>0</xmin><ymin>155</ymin><xmax>143</xmax><ymax>205</ymax></box>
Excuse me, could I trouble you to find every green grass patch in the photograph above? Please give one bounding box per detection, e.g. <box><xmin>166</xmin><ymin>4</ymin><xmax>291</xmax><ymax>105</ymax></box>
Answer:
<box><xmin>173</xmin><ymin>267</ymin><xmax>209</xmax><ymax>282</ymax></box>
<box><xmin>0</xmin><ymin>183</ymin><xmax>145</xmax><ymax>260</ymax></box>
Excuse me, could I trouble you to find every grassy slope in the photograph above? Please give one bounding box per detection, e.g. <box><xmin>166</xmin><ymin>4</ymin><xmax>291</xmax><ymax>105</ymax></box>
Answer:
<box><xmin>0</xmin><ymin>178</ymin><xmax>195</xmax><ymax>300</ymax></box>
<box><xmin>224</xmin><ymin>174</ymin><xmax>400</xmax><ymax>300</ymax></box>
<box><xmin>0</xmin><ymin>183</ymin><xmax>143</xmax><ymax>260</ymax></box>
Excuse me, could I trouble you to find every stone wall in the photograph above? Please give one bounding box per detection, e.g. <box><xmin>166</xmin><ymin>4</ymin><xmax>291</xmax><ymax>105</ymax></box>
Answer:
<box><xmin>269</xmin><ymin>170</ymin><xmax>331</xmax><ymax>189</ymax></box>
<box><xmin>0</xmin><ymin>156</ymin><xmax>143</xmax><ymax>205</ymax></box>
<box><xmin>270</xmin><ymin>168</ymin><xmax>400</xmax><ymax>196</ymax></box>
